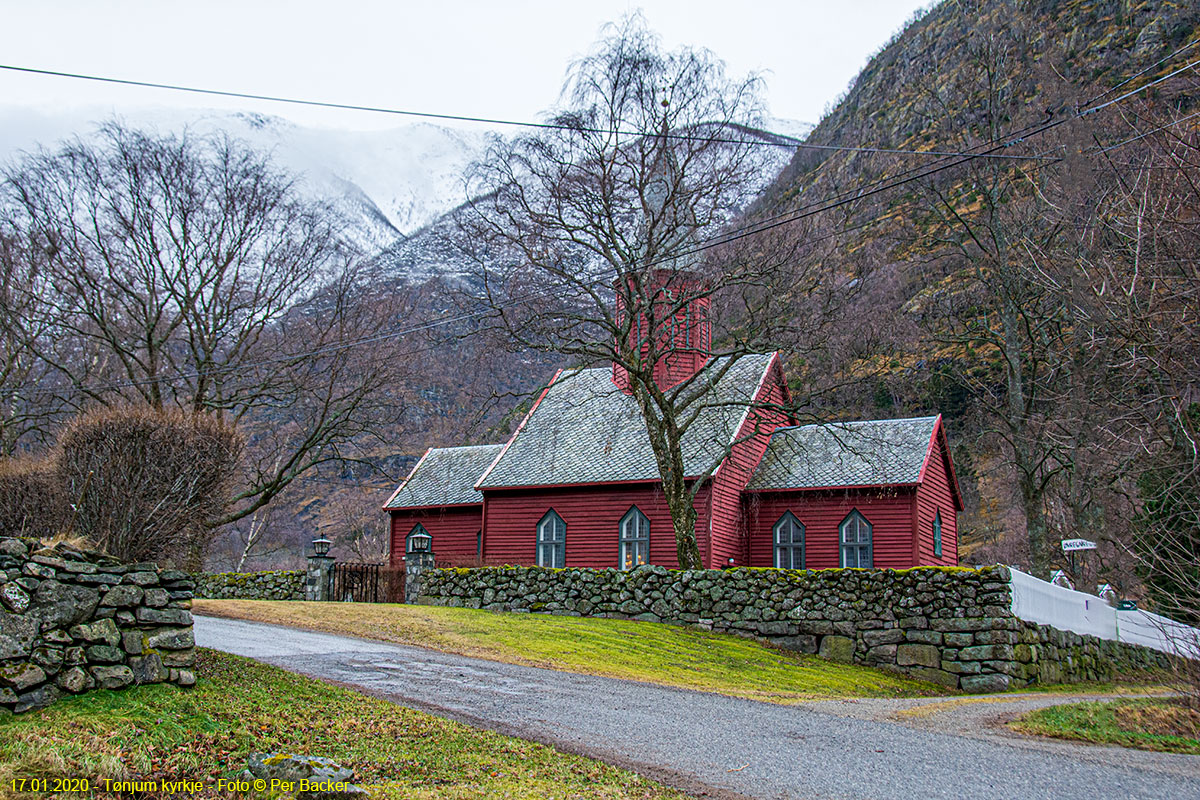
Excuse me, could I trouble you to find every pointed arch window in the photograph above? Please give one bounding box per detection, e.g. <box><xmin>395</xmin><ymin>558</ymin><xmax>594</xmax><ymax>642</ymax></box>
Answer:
<box><xmin>839</xmin><ymin>510</ymin><xmax>873</xmax><ymax>569</ymax></box>
<box><xmin>933</xmin><ymin>510</ymin><xmax>943</xmax><ymax>558</ymax></box>
<box><xmin>774</xmin><ymin>512</ymin><xmax>805</xmax><ymax>569</ymax></box>
<box><xmin>537</xmin><ymin>510</ymin><xmax>566</xmax><ymax>568</ymax></box>
<box><xmin>619</xmin><ymin>506</ymin><xmax>650</xmax><ymax>570</ymax></box>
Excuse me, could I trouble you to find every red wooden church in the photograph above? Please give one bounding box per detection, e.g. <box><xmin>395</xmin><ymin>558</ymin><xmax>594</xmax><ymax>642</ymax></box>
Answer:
<box><xmin>385</xmin><ymin>294</ymin><xmax>963</xmax><ymax>572</ymax></box>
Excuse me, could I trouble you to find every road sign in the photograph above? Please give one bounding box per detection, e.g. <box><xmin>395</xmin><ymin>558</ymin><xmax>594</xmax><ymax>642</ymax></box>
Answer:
<box><xmin>1061</xmin><ymin>538</ymin><xmax>1097</xmax><ymax>552</ymax></box>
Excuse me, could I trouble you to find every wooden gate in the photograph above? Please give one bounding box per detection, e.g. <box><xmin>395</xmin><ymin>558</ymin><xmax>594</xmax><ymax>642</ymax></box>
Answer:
<box><xmin>330</xmin><ymin>562</ymin><xmax>382</xmax><ymax>603</ymax></box>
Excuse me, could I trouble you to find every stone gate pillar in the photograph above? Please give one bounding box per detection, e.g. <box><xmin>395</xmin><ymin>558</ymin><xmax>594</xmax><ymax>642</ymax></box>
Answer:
<box><xmin>305</xmin><ymin>538</ymin><xmax>334</xmax><ymax>602</ymax></box>
<box><xmin>403</xmin><ymin>529</ymin><xmax>435</xmax><ymax>604</ymax></box>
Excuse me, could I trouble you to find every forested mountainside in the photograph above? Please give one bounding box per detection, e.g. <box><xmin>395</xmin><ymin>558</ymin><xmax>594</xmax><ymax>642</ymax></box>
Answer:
<box><xmin>746</xmin><ymin>0</ymin><xmax>1200</xmax><ymax>583</ymax></box>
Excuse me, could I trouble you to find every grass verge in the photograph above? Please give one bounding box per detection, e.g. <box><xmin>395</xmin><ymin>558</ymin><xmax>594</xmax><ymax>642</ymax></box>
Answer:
<box><xmin>194</xmin><ymin>599</ymin><xmax>946</xmax><ymax>701</ymax></box>
<box><xmin>1010</xmin><ymin>698</ymin><xmax>1200</xmax><ymax>754</ymax></box>
<box><xmin>0</xmin><ymin>648</ymin><xmax>689</xmax><ymax>799</ymax></box>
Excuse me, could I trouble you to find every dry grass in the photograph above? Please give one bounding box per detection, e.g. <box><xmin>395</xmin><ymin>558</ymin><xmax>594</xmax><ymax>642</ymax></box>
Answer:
<box><xmin>1011</xmin><ymin>698</ymin><xmax>1200</xmax><ymax>754</ymax></box>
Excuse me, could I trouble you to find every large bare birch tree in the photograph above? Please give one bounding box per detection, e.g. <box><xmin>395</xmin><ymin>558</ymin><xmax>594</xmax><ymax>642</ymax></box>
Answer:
<box><xmin>460</xmin><ymin>18</ymin><xmax>837</xmax><ymax>567</ymax></box>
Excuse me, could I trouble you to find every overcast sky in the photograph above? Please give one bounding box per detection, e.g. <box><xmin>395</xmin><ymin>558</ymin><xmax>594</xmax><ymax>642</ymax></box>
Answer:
<box><xmin>0</xmin><ymin>1</ymin><xmax>932</xmax><ymax>134</ymax></box>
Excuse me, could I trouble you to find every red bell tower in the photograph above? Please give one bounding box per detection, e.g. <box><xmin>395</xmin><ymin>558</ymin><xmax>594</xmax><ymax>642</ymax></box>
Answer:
<box><xmin>612</xmin><ymin>270</ymin><xmax>711</xmax><ymax>393</ymax></box>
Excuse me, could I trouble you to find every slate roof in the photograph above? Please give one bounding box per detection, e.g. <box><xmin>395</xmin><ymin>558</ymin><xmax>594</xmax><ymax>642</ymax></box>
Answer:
<box><xmin>746</xmin><ymin>416</ymin><xmax>939</xmax><ymax>492</ymax></box>
<box><xmin>477</xmin><ymin>353</ymin><xmax>777</xmax><ymax>489</ymax></box>
<box><xmin>384</xmin><ymin>444</ymin><xmax>504</xmax><ymax>509</ymax></box>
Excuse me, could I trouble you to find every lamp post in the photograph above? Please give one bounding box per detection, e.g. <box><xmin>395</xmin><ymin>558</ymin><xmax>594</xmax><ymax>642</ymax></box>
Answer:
<box><xmin>305</xmin><ymin>536</ymin><xmax>335</xmax><ymax>601</ymax></box>
<box><xmin>404</xmin><ymin>529</ymin><xmax>436</xmax><ymax>603</ymax></box>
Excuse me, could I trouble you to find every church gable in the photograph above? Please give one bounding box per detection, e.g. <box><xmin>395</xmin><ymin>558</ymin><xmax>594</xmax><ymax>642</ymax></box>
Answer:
<box><xmin>384</xmin><ymin>444</ymin><xmax>504</xmax><ymax>510</ymax></box>
<box><xmin>746</xmin><ymin>416</ymin><xmax>940</xmax><ymax>492</ymax></box>
<box><xmin>476</xmin><ymin>353</ymin><xmax>777</xmax><ymax>490</ymax></box>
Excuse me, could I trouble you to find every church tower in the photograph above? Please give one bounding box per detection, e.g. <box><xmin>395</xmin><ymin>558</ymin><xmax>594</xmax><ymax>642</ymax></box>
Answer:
<box><xmin>611</xmin><ymin>271</ymin><xmax>711</xmax><ymax>393</ymax></box>
<box><xmin>612</xmin><ymin>142</ymin><xmax>711</xmax><ymax>394</ymax></box>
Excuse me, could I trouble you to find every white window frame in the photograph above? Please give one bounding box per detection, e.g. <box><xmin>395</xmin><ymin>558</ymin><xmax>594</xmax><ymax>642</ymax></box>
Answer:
<box><xmin>839</xmin><ymin>510</ymin><xmax>873</xmax><ymax>569</ymax></box>
<box><xmin>537</xmin><ymin>510</ymin><xmax>566</xmax><ymax>568</ymax></box>
<box><xmin>619</xmin><ymin>506</ymin><xmax>650</xmax><ymax>570</ymax></box>
<box><xmin>773</xmin><ymin>511</ymin><xmax>805</xmax><ymax>569</ymax></box>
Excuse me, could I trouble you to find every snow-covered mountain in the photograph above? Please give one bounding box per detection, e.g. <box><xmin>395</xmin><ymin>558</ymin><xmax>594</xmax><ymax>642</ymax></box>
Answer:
<box><xmin>0</xmin><ymin>106</ymin><xmax>807</xmax><ymax>278</ymax></box>
<box><xmin>371</xmin><ymin>118</ymin><xmax>808</xmax><ymax>283</ymax></box>
<box><xmin>0</xmin><ymin>106</ymin><xmax>493</xmax><ymax>254</ymax></box>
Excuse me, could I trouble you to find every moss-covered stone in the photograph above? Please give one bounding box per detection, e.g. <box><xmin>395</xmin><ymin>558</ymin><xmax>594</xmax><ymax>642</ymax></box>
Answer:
<box><xmin>819</xmin><ymin>635</ymin><xmax>855</xmax><ymax>663</ymax></box>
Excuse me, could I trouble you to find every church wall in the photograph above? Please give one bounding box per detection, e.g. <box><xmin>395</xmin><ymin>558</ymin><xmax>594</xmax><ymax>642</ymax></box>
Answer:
<box><xmin>915</xmin><ymin>422</ymin><xmax>960</xmax><ymax>566</ymax></box>
<box><xmin>743</xmin><ymin>488</ymin><xmax>920</xmax><ymax>569</ymax></box>
<box><xmin>389</xmin><ymin>505</ymin><xmax>484</xmax><ymax>567</ymax></box>
<box><xmin>481</xmin><ymin>482</ymin><xmax>712</xmax><ymax>569</ymax></box>
<box><xmin>709</xmin><ymin>355</ymin><xmax>791</xmax><ymax>567</ymax></box>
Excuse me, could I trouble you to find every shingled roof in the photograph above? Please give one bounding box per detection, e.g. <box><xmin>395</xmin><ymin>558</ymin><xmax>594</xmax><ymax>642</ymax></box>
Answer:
<box><xmin>746</xmin><ymin>416</ymin><xmax>939</xmax><ymax>492</ymax></box>
<box><xmin>477</xmin><ymin>353</ymin><xmax>777</xmax><ymax>489</ymax></box>
<box><xmin>384</xmin><ymin>444</ymin><xmax>504</xmax><ymax>509</ymax></box>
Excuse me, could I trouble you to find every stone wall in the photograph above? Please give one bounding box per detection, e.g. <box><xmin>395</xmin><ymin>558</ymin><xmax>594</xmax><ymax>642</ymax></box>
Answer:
<box><xmin>193</xmin><ymin>570</ymin><xmax>304</xmax><ymax>601</ymax></box>
<box><xmin>0</xmin><ymin>537</ymin><xmax>195</xmax><ymax>713</ymax></box>
<box><xmin>421</xmin><ymin>565</ymin><xmax>1172</xmax><ymax>692</ymax></box>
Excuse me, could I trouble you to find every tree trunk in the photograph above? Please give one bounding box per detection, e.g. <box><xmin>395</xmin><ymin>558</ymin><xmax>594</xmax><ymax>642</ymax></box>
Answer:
<box><xmin>1021</xmin><ymin>475</ymin><xmax>1050</xmax><ymax>577</ymax></box>
<box><xmin>666</xmin><ymin>490</ymin><xmax>703</xmax><ymax>569</ymax></box>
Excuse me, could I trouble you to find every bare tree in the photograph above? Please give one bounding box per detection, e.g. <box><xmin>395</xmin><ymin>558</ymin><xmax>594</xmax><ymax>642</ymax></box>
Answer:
<box><xmin>1075</xmin><ymin>106</ymin><xmax>1200</xmax><ymax>627</ymax></box>
<box><xmin>1</xmin><ymin>122</ymin><xmax>410</xmax><ymax>551</ymax></box>
<box><xmin>459</xmin><ymin>17</ymin><xmax>830</xmax><ymax>567</ymax></box>
<box><xmin>0</xmin><ymin>227</ymin><xmax>78</xmax><ymax>455</ymax></box>
<box><xmin>320</xmin><ymin>485</ymin><xmax>390</xmax><ymax>563</ymax></box>
<box><xmin>893</xmin><ymin>20</ymin><xmax>1103</xmax><ymax>577</ymax></box>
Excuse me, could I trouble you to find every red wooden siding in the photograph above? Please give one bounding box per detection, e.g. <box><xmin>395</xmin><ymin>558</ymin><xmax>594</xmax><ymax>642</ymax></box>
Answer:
<box><xmin>744</xmin><ymin>489</ymin><xmax>919</xmax><ymax>569</ymax></box>
<box><xmin>708</xmin><ymin>354</ymin><xmax>791</xmax><ymax>567</ymax></box>
<box><xmin>915</xmin><ymin>422</ymin><xmax>961</xmax><ymax>566</ymax></box>
<box><xmin>612</xmin><ymin>271</ymin><xmax>712</xmax><ymax>394</ymax></box>
<box><xmin>481</xmin><ymin>482</ymin><xmax>711</xmax><ymax>569</ymax></box>
<box><xmin>388</xmin><ymin>506</ymin><xmax>484</xmax><ymax>568</ymax></box>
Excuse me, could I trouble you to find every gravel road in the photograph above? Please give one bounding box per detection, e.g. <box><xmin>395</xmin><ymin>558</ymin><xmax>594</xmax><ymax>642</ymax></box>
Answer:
<box><xmin>195</xmin><ymin>615</ymin><xmax>1200</xmax><ymax>800</ymax></box>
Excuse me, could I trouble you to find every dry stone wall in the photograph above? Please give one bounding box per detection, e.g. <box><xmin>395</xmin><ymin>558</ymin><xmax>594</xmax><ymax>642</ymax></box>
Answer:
<box><xmin>421</xmin><ymin>565</ymin><xmax>1171</xmax><ymax>692</ymax></box>
<box><xmin>0</xmin><ymin>537</ymin><xmax>195</xmax><ymax>713</ymax></box>
<box><xmin>193</xmin><ymin>570</ymin><xmax>304</xmax><ymax>601</ymax></box>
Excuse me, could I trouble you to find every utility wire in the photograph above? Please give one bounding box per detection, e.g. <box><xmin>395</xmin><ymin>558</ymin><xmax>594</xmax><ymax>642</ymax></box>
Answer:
<box><xmin>690</xmin><ymin>55</ymin><xmax>1200</xmax><ymax>255</ymax></box>
<box><xmin>1095</xmin><ymin>109</ymin><xmax>1200</xmax><ymax>153</ymax></box>
<box><xmin>0</xmin><ymin>63</ymin><xmax>1054</xmax><ymax>162</ymax></box>
<box><xmin>1083</xmin><ymin>37</ymin><xmax>1200</xmax><ymax>106</ymax></box>
<box><xmin>5</xmin><ymin>54</ymin><xmax>1198</xmax><ymax>400</ymax></box>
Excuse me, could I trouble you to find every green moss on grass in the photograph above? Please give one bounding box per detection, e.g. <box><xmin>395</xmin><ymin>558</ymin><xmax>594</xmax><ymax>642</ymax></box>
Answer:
<box><xmin>195</xmin><ymin>600</ymin><xmax>947</xmax><ymax>702</ymax></box>
<box><xmin>0</xmin><ymin>649</ymin><xmax>688</xmax><ymax>800</ymax></box>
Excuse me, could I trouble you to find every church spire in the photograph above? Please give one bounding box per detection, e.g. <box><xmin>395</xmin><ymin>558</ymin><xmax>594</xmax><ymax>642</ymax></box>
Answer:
<box><xmin>612</xmin><ymin>136</ymin><xmax>711</xmax><ymax>393</ymax></box>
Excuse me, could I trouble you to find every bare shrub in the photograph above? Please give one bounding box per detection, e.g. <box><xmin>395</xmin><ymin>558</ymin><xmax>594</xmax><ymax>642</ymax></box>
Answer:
<box><xmin>55</xmin><ymin>407</ymin><xmax>243</xmax><ymax>566</ymax></box>
<box><xmin>0</xmin><ymin>457</ymin><xmax>64</xmax><ymax>539</ymax></box>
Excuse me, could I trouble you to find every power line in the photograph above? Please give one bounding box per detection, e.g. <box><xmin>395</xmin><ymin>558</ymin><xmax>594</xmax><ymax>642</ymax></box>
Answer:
<box><xmin>1095</xmin><ymin>109</ymin><xmax>1200</xmax><ymax>153</ymax></box>
<box><xmin>4</xmin><ymin>54</ymin><xmax>1197</xmax><ymax>400</ymax></box>
<box><xmin>1083</xmin><ymin>37</ymin><xmax>1200</xmax><ymax>106</ymax></box>
<box><xmin>0</xmin><ymin>62</ymin><xmax>1054</xmax><ymax>162</ymax></box>
<box><xmin>689</xmin><ymin>55</ymin><xmax>1200</xmax><ymax>256</ymax></box>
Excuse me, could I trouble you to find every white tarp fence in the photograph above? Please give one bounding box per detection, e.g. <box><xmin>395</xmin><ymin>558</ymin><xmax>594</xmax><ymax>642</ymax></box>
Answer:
<box><xmin>1008</xmin><ymin>568</ymin><xmax>1200</xmax><ymax>660</ymax></box>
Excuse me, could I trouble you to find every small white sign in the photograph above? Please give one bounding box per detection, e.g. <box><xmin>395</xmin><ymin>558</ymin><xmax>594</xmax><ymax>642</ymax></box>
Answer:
<box><xmin>1061</xmin><ymin>538</ymin><xmax>1097</xmax><ymax>552</ymax></box>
